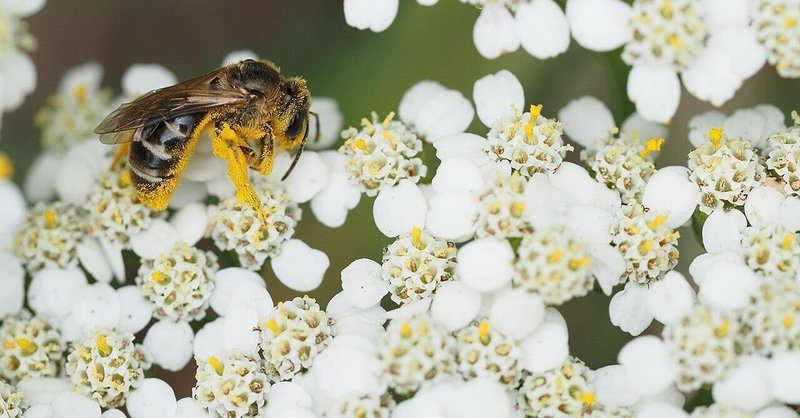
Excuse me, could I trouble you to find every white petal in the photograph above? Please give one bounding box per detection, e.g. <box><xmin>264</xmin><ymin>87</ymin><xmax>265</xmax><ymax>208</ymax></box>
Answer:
<box><xmin>228</xmin><ymin>281</ymin><xmax>274</xmax><ymax>319</ymax></box>
<box><xmin>754</xmin><ymin>104</ymin><xmax>788</xmax><ymax>137</ymax></box>
<box><xmin>780</xmin><ymin>197</ymin><xmax>800</xmax><ymax>232</ymax></box>
<box><xmin>745</xmin><ymin>186</ymin><xmax>784</xmax><ymax>227</ymax></box>
<box><xmin>266</xmin><ymin>382</ymin><xmax>313</xmax><ymax>416</ymax></box>
<box><xmin>122</xmin><ymin>64</ymin><xmax>177</xmax><ymax>97</ymax></box>
<box><xmin>170</xmin><ymin>203</ymin><xmax>207</xmax><ymax>246</ymax></box>
<box><xmin>712</xmin><ymin>356</ymin><xmax>771</xmax><ymax>411</ymax></box>
<box><xmin>565</xmin><ymin>205</ymin><xmax>614</xmax><ymax>244</ymax></box>
<box><xmin>701</xmin><ymin>0</ymin><xmax>749</xmax><ymax>31</ymax></box>
<box><xmin>340</xmin><ymin>258</ymin><xmax>388</xmax><ymax>309</ymax></box>
<box><xmin>99</xmin><ymin>238</ymin><xmax>126</xmax><ymax>282</ymax></box>
<box><xmin>489</xmin><ymin>288</ymin><xmax>545</xmax><ymax>340</ymax></box>
<box><xmin>702</xmin><ymin>208</ymin><xmax>747</xmax><ymax>253</ymax></box>
<box><xmin>473</xmin><ymin>70</ymin><xmax>525</xmax><ymax>127</ymax></box>
<box><xmin>0</xmin><ymin>252</ymin><xmax>25</xmax><ymax>317</ymax></box>
<box><xmin>457</xmin><ymin>237</ymin><xmax>515</xmax><ymax>292</ymax></box>
<box><xmin>450</xmin><ymin>378</ymin><xmax>513</xmax><ymax>418</ymax></box>
<box><xmin>688</xmin><ymin>251</ymin><xmax>740</xmax><ymax>286</ymax></box>
<box><xmin>558</xmin><ymin>96</ymin><xmax>616</xmax><ymax>149</ymax></box>
<box><xmin>681</xmin><ymin>49</ymin><xmax>742</xmax><ymax>107</ymax></box>
<box><xmin>473</xmin><ymin>5</ymin><xmax>520</xmax><ymax>59</ymax></box>
<box><xmin>566</xmin><ymin>0</ymin><xmax>631</xmax><ymax>51</ymax></box>
<box><xmin>116</xmin><ymin>286</ymin><xmax>153</xmax><ymax>334</ymax></box>
<box><xmin>311</xmin><ymin>151</ymin><xmax>361</xmax><ymax>228</ymax></box>
<box><xmin>167</xmin><ymin>179</ymin><xmax>207</xmax><ymax>209</ymax></box>
<box><xmin>209</xmin><ymin>268</ymin><xmax>265</xmax><ymax>316</ymax></box>
<box><xmin>642</xmin><ymin>166</ymin><xmax>700</xmax><ymax>228</ymax></box>
<box><xmin>708</xmin><ymin>29</ymin><xmax>766</xmax><ymax>80</ymax></box>
<box><xmin>372</xmin><ymin>180</ymin><xmax>427</xmax><ymax>238</ymax></box>
<box><xmin>280</xmin><ymin>150</ymin><xmax>327</xmax><ymax>203</ymax></box>
<box><xmin>174</xmin><ymin>398</ymin><xmax>212</xmax><ymax>418</ymax></box>
<box><xmin>618</xmin><ymin>336</ymin><xmax>677</xmax><ymax>397</ymax></box>
<box><xmin>425</xmin><ymin>192</ymin><xmax>479</xmax><ymax>242</ymax></box>
<box><xmin>767</xmin><ymin>352</ymin><xmax>800</xmax><ymax>403</ymax></box>
<box><xmin>519</xmin><ymin>309</ymin><xmax>569</xmax><ymax>373</ymax></box>
<box><xmin>0</xmin><ymin>180</ymin><xmax>26</xmax><ymax>239</ymax></box>
<box><xmin>398</xmin><ymin>81</ymin><xmax>474</xmax><ymax>142</ymax></box>
<box><xmin>143</xmin><ymin>320</ymin><xmax>194</xmax><ymax>372</ymax></box>
<box><xmin>515</xmin><ymin>0</ymin><xmax>570</xmax><ymax>59</ymax></box>
<box><xmin>5</xmin><ymin>0</ymin><xmax>45</xmax><ymax>16</ymax></box>
<box><xmin>688</xmin><ymin>110</ymin><xmax>727</xmax><ymax>148</ymax></box>
<box><xmin>24</xmin><ymin>151</ymin><xmax>61</xmax><ymax>202</ymax></box>
<box><xmin>430</xmin><ymin>281</ymin><xmax>482</xmax><ymax>331</ymax></box>
<box><xmin>343</xmin><ymin>0</ymin><xmax>398</xmax><ymax>32</ymax></box>
<box><xmin>724</xmin><ymin>107</ymin><xmax>775</xmax><ymax>148</ymax></box>
<box><xmin>28</xmin><ymin>268</ymin><xmax>88</xmax><ymax>320</ymax></box>
<box><xmin>588</xmin><ymin>244</ymin><xmax>625</xmax><ymax>295</ymax></box>
<box><xmin>193</xmin><ymin>318</ymin><xmax>225</xmax><ymax>361</ymax></box>
<box><xmin>698</xmin><ymin>260</ymin><xmax>757</xmax><ymax>311</ymax></box>
<box><xmin>307</xmin><ymin>98</ymin><xmax>344</xmax><ymax>150</ymax></box>
<box><xmin>221</xmin><ymin>50</ymin><xmax>259</xmax><ymax>66</ymax></box>
<box><xmin>326</xmin><ymin>292</ymin><xmax>386</xmax><ymax>340</ymax></box>
<box><xmin>101</xmin><ymin>409</ymin><xmax>126</xmax><ymax>418</ymax></box>
<box><xmin>271</xmin><ymin>239</ymin><xmax>329</xmax><ymax>291</ymax></box>
<box><xmin>130</xmin><ymin>220</ymin><xmax>179</xmax><ymax>259</ymax></box>
<box><xmin>55</xmin><ymin>141</ymin><xmax>109</xmax><ymax>205</ymax></box>
<box><xmin>523</xmin><ymin>173</ymin><xmax>568</xmax><ymax>229</ymax></box>
<box><xmin>184</xmin><ymin>140</ymin><xmax>225</xmax><ymax>182</ymax></box>
<box><xmin>594</xmin><ymin>365</ymin><xmax>641</xmax><ymax>407</ymax></box>
<box><xmin>646</xmin><ymin>271</ymin><xmax>695</xmax><ymax>325</ymax></box>
<box><xmin>636</xmin><ymin>402</ymin><xmax>689</xmax><ymax>418</ymax></box>
<box><xmin>548</xmin><ymin>162</ymin><xmax>598</xmax><ymax>206</ymax></box>
<box><xmin>126</xmin><ymin>379</ymin><xmax>177</xmax><ymax>418</ymax></box>
<box><xmin>628</xmin><ymin>64</ymin><xmax>680</xmax><ymax>123</ymax></box>
<box><xmin>434</xmin><ymin>133</ymin><xmax>494</xmax><ymax>168</ymax></box>
<box><xmin>385</xmin><ymin>298</ymin><xmax>432</xmax><ymax>321</ymax></box>
<box><xmin>76</xmin><ymin>238</ymin><xmax>112</xmax><ymax>283</ymax></box>
<box><xmin>71</xmin><ymin>283</ymin><xmax>122</xmax><ymax>335</ymax></box>
<box><xmin>50</xmin><ymin>391</ymin><xmax>101</xmax><ymax>418</ymax></box>
<box><xmin>0</xmin><ymin>51</ymin><xmax>35</xmax><ymax>111</ymax></box>
<box><xmin>621</xmin><ymin>112</ymin><xmax>669</xmax><ymax>142</ymax></box>
<box><xmin>609</xmin><ymin>282</ymin><xmax>654</xmax><ymax>336</ymax></box>
<box><xmin>756</xmin><ymin>406</ymin><xmax>800</xmax><ymax>418</ymax></box>
<box><xmin>222</xmin><ymin>305</ymin><xmax>260</xmax><ymax>354</ymax></box>
<box><xmin>311</xmin><ymin>335</ymin><xmax>384</xmax><ymax>402</ymax></box>
<box><xmin>17</xmin><ymin>378</ymin><xmax>72</xmax><ymax>407</ymax></box>
<box><xmin>432</xmin><ymin>158</ymin><xmax>484</xmax><ymax>195</ymax></box>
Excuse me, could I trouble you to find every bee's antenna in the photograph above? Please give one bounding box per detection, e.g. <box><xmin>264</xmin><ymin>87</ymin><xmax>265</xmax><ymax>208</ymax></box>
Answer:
<box><xmin>311</xmin><ymin>111</ymin><xmax>320</xmax><ymax>143</ymax></box>
<box><xmin>281</xmin><ymin>117</ymin><xmax>309</xmax><ymax>181</ymax></box>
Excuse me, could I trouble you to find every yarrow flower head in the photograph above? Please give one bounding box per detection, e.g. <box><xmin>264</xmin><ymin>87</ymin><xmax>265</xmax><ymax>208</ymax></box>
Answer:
<box><xmin>136</xmin><ymin>242</ymin><xmax>218</xmax><ymax>322</ymax></box>
<box><xmin>0</xmin><ymin>378</ymin><xmax>23</xmax><ymax>418</ymax></box>
<box><xmin>211</xmin><ymin>178</ymin><xmax>301</xmax><ymax>270</ymax></box>
<box><xmin>0</xmin><ymin>0</ymin><xmax>44</xmax><ymax>112</ymax></box>
<box><xmin>613</xmin><ymin>201</ymin><xmax>679</xmax><ymax>284</ymax></box>
<box><xmin>454</xmin><ymin>319</ymin><xmax>521</xmax><ymax>387</ymax></box>
<box><xmin>739</xmin><ymin>278</ymin><xmax>800</xmax><ymax>356</ymax></box>
<box><xmin>86</xmin><ymin>167</ymin><xmax>153</xmax><ymax>247</ymax></box>
<box><xmin>752</xmin><ymin>0</ymin><xmax>800</xmax><ymax>78</ymax></box>
<box><xmin>740</xmin><ymin>223</ymin><xmax>800</xmax><ymax>280</ymax></box>
<box><xmin>513</xmin><ymin>226</ymin><xmax>594</xmax><ymax>305</ymax></box>
<box><xmin>688</xmin><ymin>128</ymin><xmax>766</xmax><ymax>214</ymax></box>
<box><xmin>662</xmin><ymin>305</ymin><xmax>740</xmax><ymax>391</ymax></box>
<box><xmin>65</xmin><ymin>330</ymin><xmax>150</xmax><ymax>408</ymax></box>
<box><xmin>14</xmin><ymin>201</ymin><xmax>86</xmax><ymax>274</ymax></box>
<box><xmin>323</xmin><ymin>393</ymin><xmax>393</xmax><ymax>418</ymax></box>
<box><xmin>587</xmin><ymin>132</ymin><xmax>664</xmax><ymax>201</ymax></box>
<box><xmin>259</xmin><ymin>296</ymin><xmax>332</xmax><ymax>382</ymax></box>
<box><xmin>378</xmin><ymin>315</ymin><xmax>455</xmax><ymax>394</ymax></box>
<box><xmin>486</xmin><ymin>104</ymin><xmax>572</xmax><ymax>178</ymax></box>
<box><xmin>381</xmin><ymin>227</ymin><xmax>456</xmax><ymax>305</ymax></box>
<box><xmin>340</xmin><ymin>112</ymin><xmax>427</xmax><ymax>197</ymax></box>
<box><xmin>766</xmin><ymin>112</ymin><xmax>800</xmax><ymax>196</ymax></box>
<box><xmin>518</xmin><ymin>356</ymin><xmax>596</xmax><ymax>417</ymax></box>
<box><xmin>475</xmin><ymin>171</ymin><xmax>530</xmax><ymax>239</ymax></box>
<box><xmin>193</xmin><ymin>351</ymin><xmax>268</xmax><ymax>418</ymax></box>
<box><xmin>0</xmin><ymin>313</ymin><xmax>63</xmax><ymax>382</ymax></box>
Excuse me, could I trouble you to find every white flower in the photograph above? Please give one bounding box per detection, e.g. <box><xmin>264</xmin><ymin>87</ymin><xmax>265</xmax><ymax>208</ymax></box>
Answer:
<box><xmin>340</xmin><ymin>258</ymin><xmax>389</xmax><ymax>309</ymax></box>
<box><xmin>613</xmin><ymin>201</ymin><xmax>680</xmax><ymax>285</ymax></box>
<box><xmin>398</xmin><ymin>80</ymin><xmax>474</xmax><ymax>143</ymax></box>
<box><xmin>121</xmin><ymin>63</ymin><xmax>176</xmax><ymax>98</ymax></box>
<box><xmin>0</xmin><ymin>0</ymin><xmax>43</xmax><ymax>112</ymax></box>
<box><xmin>457</xmin><ymin>237</ymin><xmax>514</xmax><ymax>292</ymax></box>
<box><xmin>0</xmin><ymin>313</ymin><xmax>63</xmax><ymax>383</ymax></box>
<box><xmin>142</xmin><ymin>320</ymin><xmax>194</xmax><ymax>372</ymax></box>
<box><xmin>270</xmin><ymin>239</ymin><xmax>330</xmax><ymax>291</ymax></box>
<box><xmin>568</xmin><ymin>0</ymin><xmax>762</xmax><ymax>122</ymax></box>
<box><xmin>752</xmin><ymin>0</ymin><xmax>800</xmax><ymax>78</ymax></box>
<box><xmin>343</xmin><ymin>0</ymin><xmax>398</xmax><ymax>32</ymax></box>
<box><xmin>712</xmin><ymin>355</ymin><xmax>772</xmax><ymax>411</ymax></box>
<box><xmin>372</xmin><ymin>180</ymin><xmax>427</xmax><ymax>238</ymax></box>
<box><xmin>322</xmin><ymin>393</ymin><xmax>392</xmax><ymax>418</ymax></box>
<box><xmin>468</xmin><ymin>0</ymin><xmax>570</xmax><ymax>60</ymax></box>
<box><xmin>454</xmin><ymin>319</ymin><xmax>521</xmax><ymax>387</ymax></box>
<box><xmin>642</xmin><ymin>166</ymin><xmax>700</xmax><ymax>229</ymax></box>
<box><xmin>430</xmin><ymin>281</ymin><xmax>482</xmax><ymax>332</ymax></box>
<box><xmin>0</xmin><ymin>378</ymin><xmax>23</xmax><ymax>417</ymax></box>
<box><xmin>325</xmin><ymin>291</ymin><xmax>386</xmax><ymax>341</ymax></box>
<box><xmin>193</xmin><ymin>352</ymin><xmax>268</xmax><ymax>417</ymax></box>
<box><xmin>0</xmin><ymin>252</ymin><xmax>24</xmax><ymax>317</ymax></box>
<box><xmin>489</xmin><ymin>288</ymin><xmax>545</xmax><ymax>340</ymax></box>
<box><xmin>310</xmin><ymin>151</ymin><xmax>361</xmax><ymax>228</ymax></box>
<box><xmin>473</xmin><ymin>70</ymin><xmax>525</xmax><ymax>127</ymax></box>
<box><xmin>475</xmin><ymin>172</ymin><xmax>531</xmax><ymax>238</ymax></box>
<box><xmin>738</xmin><ymin>278</ymin><xmax>800</xmax><ymax>356</ymax></box>
<box><xmin>518</xmin><ymin>308</ymin><xmax>570</xmax><ymax>373</ymax></box>
<box><xmin>126</xmin><ymin>378</ymin><xmax>178</xmax><ymax>418</ymax></box>
<box><xmin>518</xmin><ymin>356</ymin><xmax>596</xmax><ymax>417</ymax></box>
<box><xmin>307</xmin><ymin>98</ymin><xmax>343</xmax><ymax>150</ymax></box>
<box><xmin>14</xmin><ymin>201</ymin><xmax>86</xmax><ymax>274</ymax></box>
<box><xmin>381</xmin><ymin>227</ymin><xmax>456</xmax><ymax>305</ymax></box>
<box><xmin>767</xmin><ymin>115</ymin><xmax>800</xmax><ymax>197</ymax></box>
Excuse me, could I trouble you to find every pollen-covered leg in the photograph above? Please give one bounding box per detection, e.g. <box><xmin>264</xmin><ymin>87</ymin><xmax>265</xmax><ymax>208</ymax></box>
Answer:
<box><xmin>111</xmin><ymin>142</ymin><xmax>130</xmax><ymax>169</ymax></box>
<box><xmin>212</xmin><ymin>126</ymin><xmax>272</xmax><ymax>222</ymax></box>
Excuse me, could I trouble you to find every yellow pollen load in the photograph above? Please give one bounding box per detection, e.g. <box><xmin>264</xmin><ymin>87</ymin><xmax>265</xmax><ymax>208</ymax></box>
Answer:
<box><xmin>96</xmin><ymin>335</ymin><xmax>112</xmax><ymax>357</ymax></box>
<box><xmin>648</xmin><ymin>214</ymin><xmax>667</xmax><ymax>230</ymax></box>
<box><xmin>782</xmin><ymin>233</ymin><xmax>795</xmax><ymax>250</ymax></box>
<box><xmin>400</xmin><ymin>322</ymin><xmax>412</xmax><ymax>338</ymax></box>
<box><xmin>382</xmin><ymin>111</ymin><xmax>396</xmax><ymax>128</ymax></box>
<box><xmin>0</xmin><ymin>152</ymin><xmax>13</xmax><ymax>179</ymax></box>
<box><xmin>208</xmin><ymin>355</ymin><xmax>224</xmax><ymax>375</ymax></box>
<box><xmin>150</xmin><ymin>271</ymin><xmax>170</xmax><ymax>285</ymax></box>
<box><xmin>640</xmin><ymin>137</ymin><xmax>665</xmax><ymax>158</ymax></box>
<box><xmin>548</xmin><ymin>249</ymin><xmax>563</xmax><ymax>264</ymax></box>
<box><xmin>568</xmin><ymin>257</ymin><xmax>591</xmax><ymax>270</ymax></box>
<box><xmin>16</xmin><ymin>338</ymin><xmax>37</xmax><ymax>356</ymax></box>
<box><xmin>43</xmin><ymin>210</ymin><xmax>58</xmax><ymax>229</ymax></box>
<box><xmin>265</xmin><ymin>319</ymin><xmax>282</xmax><ymax>335</ymax></box>
<box><xmin>715</xmin><ymin>320</ymin><xmax>731</xmax><ymax>338</ymax></box>
<box><xmin>784</xmin><ymin>315</ymin><xmax>794</xmax><ymax>328</ymax></box>
<box><xmin>478</xmin><ymin>320</ymin><xmax>491</xmax><ymax>345</ymax></box>
<box><xmin>73</xmin><ymin>84</ymin><xmax>88</xmax><ymax>104</ymax></box>
<box><xmin>708</xmin><ymin>127</ymin><xmax>724</xmax><ymax>148</ymax></box>
<box><xmin>581</xmin><ymin>391</ymin><xmax>597</xmax><ymax>406</ymax></box>
<box><xmin>410</xmin><ymin>226</ymin><xmax>426</xmax><ymax>250</ymax></box>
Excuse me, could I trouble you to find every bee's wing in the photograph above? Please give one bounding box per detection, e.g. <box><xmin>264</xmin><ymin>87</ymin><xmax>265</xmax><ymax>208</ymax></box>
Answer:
<box><xmin>95</xmin><ymin>68</ymin><xmax>250</xmax><ymax>144</ymax></box>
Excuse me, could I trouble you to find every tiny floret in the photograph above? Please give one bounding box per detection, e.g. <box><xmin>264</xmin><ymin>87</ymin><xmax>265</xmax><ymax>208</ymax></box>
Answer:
<box><xmin>623</xmin><ymin>0</ymin><xmax>707</xmax><ymax>70</ymax></box>
<box><xmin>766</xmin><ymin>118</ymin><xmax>800</xmax><ymax>196</ymax></box>
<box><xmin>86</xmin><ymin>167</ymin><xmax>153</xmax><ymax>247</ymax></box>
<box><xmin>518</xmin><ymin>356</ymin><xmax>596</xmax><ymax>417</ymax></box>
<box><xmin>0</xmin><ymin>378</ymin><xmax>23</xmax><ymax>418</ymax></box>
<box><xmin>752</xmin><ymin>0</ymin><xmax>800</xmax><ymax>78</ymax></box>
<box><xmin>476</xmin><ymin>171</ymin><xmax>531</xmax><ymax>239</ymax></box>
<box><xmin>193</xmin><ymin>351</ymin><xmax>268</xmax><ymax>418</ymax></box>
<box><xmin>14</xmin><ymin>201</ymin><xmax>87</xmax><ymax>274</ymax></box>
<box><xmin>0</xmin><ymin>313</ymin><xmax>63</xmax><ymax>382</ymax></box>
<box><xmin>454</xmin><ymin>319</ymin><xmax>521</xmax><ymax>387</ymax></box>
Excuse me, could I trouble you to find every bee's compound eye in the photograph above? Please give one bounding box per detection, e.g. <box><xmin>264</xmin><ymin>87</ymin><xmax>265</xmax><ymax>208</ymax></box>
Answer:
<box><xmin>286</xmin><ymin>112</ymin><xmax>305</xmax><ymax>139</ymax></box>
<box><xmin>281</xmin><ymin>94</ymin><xmax>292</xmax><ymax>107</ymax></box>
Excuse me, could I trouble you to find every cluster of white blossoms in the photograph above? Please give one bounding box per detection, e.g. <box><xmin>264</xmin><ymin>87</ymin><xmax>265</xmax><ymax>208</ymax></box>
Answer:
<box><xmin>2</xmin><ymin>0</ymin><xmax>800</xmax><ymax>415</ymax></box>
<box><xmin>0</xmin><ymin>0</ymin><xmax>44</xmax><ymax>120</ymax></box>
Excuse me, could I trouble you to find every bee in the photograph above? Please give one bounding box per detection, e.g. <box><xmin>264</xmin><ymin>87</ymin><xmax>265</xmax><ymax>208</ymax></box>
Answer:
<box><xmin>94</xmin><ymin>59</ymin><xmax>312</xmax><ymax>220</ymax></box>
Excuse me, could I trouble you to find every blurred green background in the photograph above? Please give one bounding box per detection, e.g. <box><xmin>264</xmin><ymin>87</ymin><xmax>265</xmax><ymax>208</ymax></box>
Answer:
<box><xmin>2</xmin><ymin>0</ymin><xmax>799</xmax><ymax>392</ymax></box>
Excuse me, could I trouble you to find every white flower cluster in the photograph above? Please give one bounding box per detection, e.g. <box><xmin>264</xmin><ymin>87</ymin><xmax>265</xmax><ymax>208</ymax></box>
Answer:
<box><xmin>0</xmin><ymin>0</ymin><xmax>44</xmax><ymax>117</ymax></box>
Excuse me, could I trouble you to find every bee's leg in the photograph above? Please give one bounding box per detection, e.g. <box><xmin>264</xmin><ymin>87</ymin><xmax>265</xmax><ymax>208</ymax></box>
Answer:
<box><xmin>212</xmin><ymin>123</ymin><xmax>272</xmax><ymax>222</ymax></box>
<box><xmin>110</xmin><ymin>142</ymin><xmax>130</xmax><ymax>169</ymax></box>
<box><xmin>255</xmin><ymin>129</ymin><xmax>274</xmax><ymax>176</ymax></box>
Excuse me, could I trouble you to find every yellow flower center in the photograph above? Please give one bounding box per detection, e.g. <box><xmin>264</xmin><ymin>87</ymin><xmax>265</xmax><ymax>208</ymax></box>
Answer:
<box><xmin>648</xmin><ymin>214</ymin><xmax>667</xmax><ymax>230</ymax></box>
<box><xmin>96</xmin><ymin>335</ymin><xmax>112</xmax><ymax>357</ymax></box>
<box><xmin>411</xmin><ymin>226</ymin><xmax>426</xmax><ymax>250</ymax></box>
<box><xmin>782</xmin><ymin>233</ymin><xmax>795</xmax><ymax>250</ymax></box>
<box><xmin>581</xmin><ymin>391</ymin><xmax>597</xmax><ymax>406</ymax></box>
<box><xmin>708</xmin><ymin>127</ymin><xmax>724</xmax><ymax>148</ymax></box>
<box><xmin>548</xmin><ymin>249</ymin><xmax>563</xmax><ymax>264</ymax></box>
<box><xmin>0</xmin><ymin>153</ymin><xmax>13</xmax><ymax>179</ymax></box>
<box><xmin>400</xmin><ymin>322</ymin><xmax>412</xmax><ymax>338</ymax></box>
<box><xmin>208</xmin><ymin>355</ymin><xmax>224</xmax><ymax>375</ymax></box>
<box><xmin>43</xmin><ymin>210</ymin><xmax>58</xmax><ymax>229</ymax></box>
<box><xmin>16</xmin><ymin>338</ymin><xmax>37</xmax><ymax>356</ymax></box>
<box><xmin>265</xmin><ymin>319</ymin><xmax>282</xmax><ymax>335</ymax></box>
<box><xmin>478</xmin><ymin>320</ymin><xmax>491</xmax><ymax>345</ymax></box>
<box><xmin>715</xmin><ymin>320</ymin><xmax>731</xmax><ymax>338</ymax></box>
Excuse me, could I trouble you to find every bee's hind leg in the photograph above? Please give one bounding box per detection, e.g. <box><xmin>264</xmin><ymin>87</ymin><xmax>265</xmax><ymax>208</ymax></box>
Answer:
<box><xmin>110</xmin><ymin>142</ymin><xmax>130</xmax><ymax>169</ymax></box>
<box><xmin>211</xmin><ymin>123</ymin><xmax>273</xmax><ymax>222</ymax></box>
